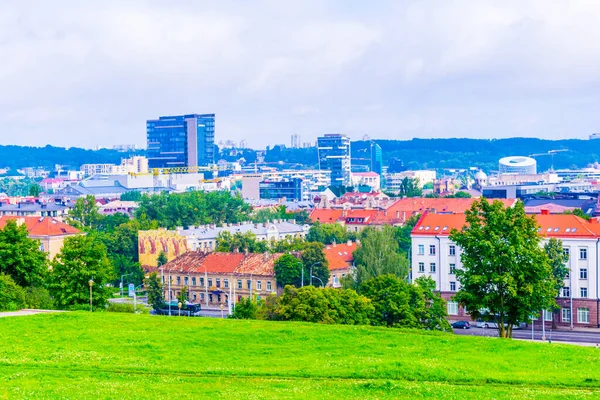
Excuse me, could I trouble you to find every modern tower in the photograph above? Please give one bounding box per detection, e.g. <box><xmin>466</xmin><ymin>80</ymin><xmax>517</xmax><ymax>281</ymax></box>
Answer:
<box><xmin>317</xmin><ymin>133</ymin><xmax>351</xmax><ymax>187</ymax></box>
<box><xmin>370</xmin><ymin>142</ymin><xmax>383</xmax><ymax>175</ymax></box>
<box><xmin>146</xmin><ymin>114</ymin><xmax>215</xmax><ymax>169</ymax></box>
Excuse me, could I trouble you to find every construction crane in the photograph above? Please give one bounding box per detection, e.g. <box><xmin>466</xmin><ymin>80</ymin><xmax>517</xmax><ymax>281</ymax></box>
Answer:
<box><xmin>528</xmin><ymin>149</ymin><xmax>568</xmax><ymax>172</ymax></box>
<box><xmin>129</xmin><ymin>166</ymin><xmax>217</xmax><ymax>177</ymax></box>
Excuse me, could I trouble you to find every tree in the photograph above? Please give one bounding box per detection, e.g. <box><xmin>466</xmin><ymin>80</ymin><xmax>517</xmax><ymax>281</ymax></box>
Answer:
<box><xmin>215</xmin><ymin>231</ymin><xmax>268</xmax><ymax>253</ymax></box>
<box><xmin>398</xmin><ymin>177</ymin><xmax>422</xmax><ymax>198</ymax></box>
<box><xmin>394</xmin><ymin>213</ymin><xmax>421</xmax><ymax>255</ymax></box>
<box><xmin>48</xmin><ymin>235</ymin><xmax>114</xmax><ymax>310</ymax></box>
<box><xmin>563</xmin><ymin>208</ymin><xmax>591</xmax><ymax>221</ymax></box>
<box><xmin>352</xmin><ymin>226</ymin><xmax>409</xmax><ymax>289</ymax></box>
<box><xmin>177</xmin><ymin>286</ymin><xmax>189</xmax><ymax>304</ymax></box>
<box><xmin>67</xmin><ymin>195</ymin><xmax>103</xmax><ymax>230</ymax></box>
<box><xmin>300</xmin><ymin>242</ymin><xmax>329</xmax><ymax>287</ymax></box>
<box><xmin>230</xmin><ymin>296</ymin><xmax>258</xmax><ymax>319</ymax></box>
<box><xmin>145</xmin><ymin>272</ymin><xmax>165</xmax><ymax>311</ymax></box>
<box><xmin>445</xmin><ymin>191</ymin><xmax>471</xmax><ymax>198</ymax></box>
<box><xmin>414</xmin><ymin>276</ymin><xmax>452</xmax><ymax>332</ymax></box>
<box><xmin>274</xmin><ymin>254</ymin><xmax>303</xmax><ymax>288</ymax></box>
<box><xmin>306</xmin><ymin>222</ymin><xmax>353</xmax><ymax>245</ymax></box>
<box><xmin>28</xmin><ymin>183</ymin><xmax>41</xmax><ymax>197</ymax></box>
<box><xmin>449</xmin><ymin>199</ymin><xmax>556</xmax><ymax>338</ymax></box>
<box><xmin>544</xmin><ymin>238</ymin><xmax>569</xmax><ymax>329</ymax></box>
<box><xmin>157</xmin><ymin>251</ymin><xmax>168</xmax><ymax>267</ymax></box>
<box><xmin>423</xmin><ymin>182</ymin><xmax>434</xmax><ymax>190</ymax></box>
<box><xmin>0</xmin><ymin>220</ymin><xmax>48</xmax><ymax>287</ymax></box>
<box><xmin>110</xmin><ymin>254</ymin><xmax>144</xmax><ymax>287</ymax></box>
<box><xmin>0</xmin><ymin>273</ymin><xmax>26</xmax><ymax>311</ymax></box>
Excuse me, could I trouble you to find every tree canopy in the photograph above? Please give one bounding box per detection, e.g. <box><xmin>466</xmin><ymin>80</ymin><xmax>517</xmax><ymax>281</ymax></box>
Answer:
<box><xmin>300</xmin><ymin>242</ymin><xmax>329</xmax><ymax>287</ymax></box>
<box><xmin>0</xmin><ymin>220</ymin><xmax>48</xmax><ymax>287</ymax></box>
<box><xmin>274</xmin><ymin>254</ymin><xmax>303</xmax><ymax>288</ymax></box>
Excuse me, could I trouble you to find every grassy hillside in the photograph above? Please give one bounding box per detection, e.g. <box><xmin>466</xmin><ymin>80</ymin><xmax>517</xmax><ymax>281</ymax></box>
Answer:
<box><xmin>1</xmin><ymin>313</ymin><xmax>599</xmax><ymax>399</ymax></box>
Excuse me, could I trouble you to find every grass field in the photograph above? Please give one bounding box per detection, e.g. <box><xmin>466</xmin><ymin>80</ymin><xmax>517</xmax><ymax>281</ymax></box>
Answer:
<box><xmin>1</xmin><ymin>313</ymin><xmax>600</xmax><ymax>399</ymax></box>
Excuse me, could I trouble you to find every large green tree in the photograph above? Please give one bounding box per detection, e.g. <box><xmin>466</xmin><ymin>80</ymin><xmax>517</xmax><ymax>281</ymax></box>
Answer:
<box><xmin>48</xmin><ymin>235</ymin><xmax>114</xmax><ymax>310</ymax></box>
<box><xmin>274</xmin><ymin>254</ymin><xmax>303</xmax><ymax>288</ymax></box>
<box><xmin>306</xmin><ymin>222</ymin><xmax>354</xmax><ymax>245</ymax></box>
<box><xmin>0</xmin><ymin>220</ymin><xmax>48</xmax><ymax>287</ymax></box>
<box><xmin>450</xmin><ymin>199</ymin><xmax>556</xmax><ymax>338</ymax></box>
<box><xmin>145</xmin><ymin>272</ymin><xmax>165</xmax><ymax>311</ymax></box>
<box><xmin>544</xmin><ymin>238</ymin><xmax>570</xmax><ymax>329</ymax></box>
<box><xmin>67</xmin><ymin>195</ymin><xmax>104</xmax><ymax>230</ymax></box>
<box><xmin>352</xmin><ymin>226</ymin><xmax>409</xmax><ymax>289</ymax></box>
<box><xmin>300</xmin><ymin>242</ymin><xmax>329</xmax><ymax>287</ymax></box>
<box><xmin>393</xmin><ymin>213</ymin><xmax>421</xmax><ymax>255</ymax></box>
<box><xmin>0</xmin><ymin>273</ymin><xmax>26</xmax><ymax>312</ymax></box>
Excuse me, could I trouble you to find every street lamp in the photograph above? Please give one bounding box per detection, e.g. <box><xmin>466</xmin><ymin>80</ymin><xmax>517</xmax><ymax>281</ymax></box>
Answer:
<box><xmin>311</xmin><ymin>275</ymin><xmax>325</xmax><ymax>288</ymax></box>
<box><xmin>121</xmin><ymin>273</ymin><xmax>133</xmax><ymax>297</ymax></box>
<box><xmin>309</xmin><ymin>262</ymin><xmax>321</xmax><ymax>287</ymax></box>
<box><xmin>178</xmin><ymin>301</ymin><xmax>182</xmax><ymax>316</ymax></box>
<box><xmin>88</xmin><ymin>279</ymin><xmax>94</xmax><ymax>312</ymax></box>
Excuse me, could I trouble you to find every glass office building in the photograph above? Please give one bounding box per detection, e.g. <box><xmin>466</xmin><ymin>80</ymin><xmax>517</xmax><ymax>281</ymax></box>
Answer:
<box><xmin>259</xmin><ymin>178</ymin><xmax>303</xmax><ymax>201</ymax></box>
<box><xmin>146</xmin><ymin>114</ymin><xmax>215</xmax><ymax>168</ymax></box>
<box><xmin>317</xmin><ymin>134</ymin><xmax>351</xmax><ymax>186</ymax></box>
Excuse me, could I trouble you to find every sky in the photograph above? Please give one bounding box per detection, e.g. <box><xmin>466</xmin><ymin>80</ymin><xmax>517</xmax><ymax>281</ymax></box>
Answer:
<box><xmin>1</xmin><ymin>0</ymin><xmax>600</xmax><ymax>149</ymax></box>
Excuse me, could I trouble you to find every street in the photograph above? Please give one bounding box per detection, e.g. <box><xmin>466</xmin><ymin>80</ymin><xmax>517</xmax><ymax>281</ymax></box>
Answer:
<box><xmin>453</xmin><ymin>326</ymin><xmax>600</xmax><ymax>345</ymax></box>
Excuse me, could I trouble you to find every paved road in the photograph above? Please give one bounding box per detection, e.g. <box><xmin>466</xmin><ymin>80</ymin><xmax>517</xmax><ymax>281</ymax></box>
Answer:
<box><xmin>453</xmin><ymin>327</ymin><xmax>600</xmax><ymax>345</ymax></box>
<box><xmin>0</xmin><ymin>309</ymin><xmax>64</xmax><ymax>318</ymax></box>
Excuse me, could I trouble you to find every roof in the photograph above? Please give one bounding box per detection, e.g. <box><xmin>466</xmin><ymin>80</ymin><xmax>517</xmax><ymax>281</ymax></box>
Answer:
<box><xmin>0</xmin><ymin>216</ymin><xmax>81</xmax><ymax>237</ymax></box>
<box><xmin>309</xmin><ymin>209</ymin><xmax>345</xmax><ymax>223</ymax></box>
<box><xmin>412</xmin><ymin>212</ymin><xmax>600</xmax><ymax>239</ymax></box>
<box><xmin>178</xmin><ymin>221</ymin><xmax>309</xmax><ymax>239</ymax></box>
<box><xmin>324</xmin><ymin>242</ymin><xmax>357</xmax><ymax>271</ymax></box>
<box><xmin>156</xmin><ymin>251</ymin><xmax>283</xmax><ymax>276</ymax></box>
<box><xmin>524</xmin><ymin>204</ymin><xmax>577</xmax><ymax>214</ymax></box>
<box><xmin>352</xmin><ymin>172</ymin><xmax>379</xmax><ymax>177</ymax></box>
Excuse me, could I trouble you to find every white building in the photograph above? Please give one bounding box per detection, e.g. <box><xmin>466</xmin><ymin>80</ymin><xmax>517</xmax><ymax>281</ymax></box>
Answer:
<box><xmin>350</xmin><ymin>172</ymin><xmax>381</xmax><ymax>190</ymax></box>
<box><xmin>498</xmin><ymin>156</ymin><xmax>537</xmax><ymax>175</ymax></box>
<box><xmin>411</xmin><ymin>211</ymin><xmax>600</xmax><ymax>328</ymax></box>
<box><xmin>385</xmin><ymin>170</ymin><xmax>436</xmax><ymax>191</ymax></box>
<box><xmin>80</xmin><ymin>156</ymin><xmax>149</xmax><ymax>177</ymax></box>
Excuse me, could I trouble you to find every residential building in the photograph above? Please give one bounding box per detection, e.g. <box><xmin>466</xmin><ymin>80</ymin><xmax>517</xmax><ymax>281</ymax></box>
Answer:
<box><xmin>0</xmin><ymin>200</ymin><xmax>71</xmax><ymax>218</ymax></box>
<box><xmin>385</xmin><ymin>170</ymin><xmax>436</xmax><ymax>191</ymax></box>
<box><xmin>411</xmin><ymin>211</ymin><xmax>600</xmax><ymax>328</ymax></box>
<box><xmin>0</xmin><ymin>216</ymin><xmax>82</xmax><ymax>259</ymax></box>
<box><xmin>318</xmin><ymin>134</ymin><xmax>351</xmax><ymax>186</ymax></box>
<box><xmin>325</xmin><ymin>241</ymin><xmax>357</xmax><ymax>287</ymax></box>
<box><xmin>259</xmin><ymin>178</ymin><xmax>303</xmax><ymax>201</ymax></box>
<box><xmin>98</xmin><ymin>200</ymin><xmax>138</xmax><ymax>216</ymax></box>
<box><xmin>146</xmin><ymin>114</ymin><xmax>215</xmax><ymax>168</ymax></box>
<box><xmin>350</xmin><ymin>172</ymin><xmax>381</xmax><ymax>191</ymax></box>
<box><xmin>139</xmin><ymin>221</ymin><xmax>310</xmax><ymax>267</ymax></box>
<box><xmin>153</xmin><ymin>252</ymin><xmax>282</xmax><ymax>309</ymax></box>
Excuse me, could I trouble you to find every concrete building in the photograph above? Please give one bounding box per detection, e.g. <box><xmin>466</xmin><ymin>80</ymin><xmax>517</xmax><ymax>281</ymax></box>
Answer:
<box><xmin>499</xmin><ymin>156</ymin><xmax>537</xmax><ymax>175</ymax></box>
<box><xmin>411</xmin><ymin>211</ymin><xmax>600</xmax><ymax>328</ymax></box>
<box><xmin>80</xmin><ymin>156</ymin><xmax>149</xmax><ymax>177</ymax></box>
<box><xmin>385</xmin><ymin>170</ymin><xmax>436</xmax><ymax>191</ymax></box>
<box><xmin>350</xmin><ymin>172</ymin><xmax>381</xmax><ymax>190</ymax></box>
<box><xmin>318</xmin><ymin>134</ymin><xmax>351</xmax><ymax>187</ymax></box>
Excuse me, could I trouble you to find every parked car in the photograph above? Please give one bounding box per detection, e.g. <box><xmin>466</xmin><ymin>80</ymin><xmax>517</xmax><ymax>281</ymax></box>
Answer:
<box><xmin>451</xmin><ymin>320</ymin><xmax>470</xmax><ymax>329</ymax></box>
<box><xmin>475</xmin><ymin>318</ymin><xmax>520</xmax><ymax>329</ymax></box>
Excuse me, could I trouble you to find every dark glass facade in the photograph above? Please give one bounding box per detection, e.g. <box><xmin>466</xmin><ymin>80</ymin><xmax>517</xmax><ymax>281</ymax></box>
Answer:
<box><xmin>259</xmin><ymin>178</ymin><xmax>303</xmax><ymax>201</ymax></box>
<box><xmin>147</xmin><ymin>114</ymin><xmax>215</xmax><ymax>168</ymax></box>
<box><xmin>370</xmin><ymin>142</ymin><xmax>383</xmax><ymax>175</ymax></box>
<box><xmin>317</xmin><ymin>134</ymin><xmax>351</xmax><ymax>186</ymax></box>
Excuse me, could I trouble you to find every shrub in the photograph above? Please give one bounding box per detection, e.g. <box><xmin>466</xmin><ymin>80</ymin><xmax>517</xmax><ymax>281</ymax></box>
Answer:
<box><xmin>24</xmin><ymin>287</ymin><xmax>55</xmax><ymax>310</ymax></box>
<box><xmin>230</xmin><ymin>297</ymin><xmax>258</xmax><ymax>319</ymax></box>
<box><xmin>0</xmin><ymin>273</ymin><xmax>26</xmax><ymax>311</ymax></box>
<box><xmin>106</xmin><ymin>302</ymin><xmax>149</xmax><ymax>314</ymax></box>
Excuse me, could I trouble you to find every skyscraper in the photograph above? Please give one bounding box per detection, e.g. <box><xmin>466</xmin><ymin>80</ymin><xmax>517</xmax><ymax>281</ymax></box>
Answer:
<box><xmin>146</xmin><ymin>114</ymin><xmax>215</xmax><ymax>169</ymax></box>
<box><xmin>370</xmin><ymin>142</ymin><xmax>383</xmax><ymax>175</ymax></box>
<box><xmin>317</xmin><ymin>133</ymin><xmax>351</xmax><ymax>187</ymax></box>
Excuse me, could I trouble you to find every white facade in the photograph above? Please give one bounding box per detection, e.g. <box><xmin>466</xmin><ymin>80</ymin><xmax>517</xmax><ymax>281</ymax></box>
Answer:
<box><xmin>385</xmin><ymin>170</ymin><xmax>436</xmax><ymax>191</ymax></box>
<box><xmin>498</xmin><ymin>156</ymin><xmax>537</xmax><ymax>175</ymax></box>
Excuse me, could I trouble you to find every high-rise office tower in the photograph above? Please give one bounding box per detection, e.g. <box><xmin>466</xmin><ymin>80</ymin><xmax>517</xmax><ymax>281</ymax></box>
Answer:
<box><xmin>146</xmin><ymin>114</ymin><xmax>215</xmax><ymax>168</ymax></box>
<box><xmin>370</xmin><ymin>142</ymin><xmax>383</xmax><ymax>175</ymax></box>
<box><xmin>317</xmin><ymin>133</ymin><xmax>351</xmax><ymax>187</ymax></box>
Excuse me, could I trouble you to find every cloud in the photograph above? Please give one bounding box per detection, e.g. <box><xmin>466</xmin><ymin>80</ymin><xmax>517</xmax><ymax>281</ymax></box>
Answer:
<box><xmin>0</xmin><ymin>0</ymin><xmax>599</xmax><ymax>149</ymax></box>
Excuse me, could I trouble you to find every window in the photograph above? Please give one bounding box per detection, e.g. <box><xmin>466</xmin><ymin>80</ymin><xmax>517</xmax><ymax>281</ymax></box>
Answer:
<box><xmin>217</xmin><ymin>294</ymin><xmax>221</xmax><ymax>303</ymax></box>
<box><xmin>209</xmin><ymin>294</ymin><xmax>213</xmax><ymax>303</ymax></box>
<box><xmin>39</xmin><ymin>243</ymin><xmax>45</xmax><ymax>252</ymax></box>
<box><xmin>200</xmin><ymin>278</ymin><xmax>204</xmax><ymax>287</ymax></box>
<box><xmin>580</xmin><ymin>269</ymin><xmax>588</xmax><ymax>280</ymax></box>
<box><xmin>562</xmin><ymin>286</ymin><xmax>570</xmax><ymax>297</ymax></box>
<box><xmin>429</xmin><ymin>245</ymin><xmax>436</xmax><ymax>255</ymax></box>
<box><xmin>580</xmin><ymin>287</ymin><xmax>588</xmax><ymax>298</ymax></box>
<box><xmin>192</xmin><ymin>277</ymin><xmax>196</xmax><ymax>286</ymax></box>
<box><xmin>418</xmin><ymin>262</ymin><xmax>425</xmax><ymax>273</ymax></box>
<box><xmin>450</xmin><ymin>281</ymin><xmax>456</xmax><ymax>291</ymax></box>
<box><xmin>177</xmin><ymin>276</ymin><xmax>181</xmax><ymax>285</ymax></box>
<box><xmin>578</xmin><ymin>308</ymin><xmax>590</xmax><ymax>324</ymax></box>
<box><xmin>447</xmin><ymin>301</ymin><xmax>458</xmax><ymax>315</ymax></box>
<box><xmin>418</xmin><ymin>244</ymin><xmax>424</xmax><ymax>255</ymax></box>
<box><xmin>257</xmin><ymin>281</ymin><xmax>262</xmax><ymax>290</ymax></box>
<box><xmin>580</xmin><ymin>248</ymin><xmax>587</xmax><ymax>260</ymax></box>
<box><xmin>162</xmin><ymin>276</ymin><xmax>165</xmax><ymax>283</ymax></box>
<box><xmin>200</xmin><ymin>293</ymin><xmax>204</xmax><ymax>302</ymax></box>
<box><xmin>224</xmin><ymin>279</ymin><xmax>229</xmax><ymax>288</ymax></box>
<box><xmin>216</xmin><ymin>278</ymin><xmax>221</xmax><ymax>288</ymax></box>
<box><xmin>449</xmin><ymin>245</ymin><xmax>456</xmax><ymax>256</ymax></box>
<box><xmin>563</xmin><ymin>248</ymin><xmax>570</xmax><ymax>259</ymax></box>
<box><xmin>543</xmin><ymin>310</ymin><xmax>553</xmax><ymax>321</ymax></box>
<box><xmin>247</xmin><ymin>280</ymin><xmax>251</xmax><ymax>290</ymax></box>
<box><xmin>562</xmin><ymin>308</ymin><xmax>570</xmax><ymax>322</ymax></box>
<box><xmin>267</xmin><ymin>281</ymin><xmax>272</xmax><ymax>291</ymax></box>
<box><xmin>238</xmin><ymin>280</ymin><xmax>242</xmax><ymax>289</ymax></box>
<box><xmin>184</xmin><ymin>277</ymin><xmax>188</xmax><ymax>286</ymax></box>
<box><xmin>449</xmin><ymin>264</ymin><xmax>456</xmax><ymax>274</ymax></box>
<box><xmin>208</xmin><ymin>278</ymin><xmax>213</xmax><ymax>287</ymax></box>
<box><xmin>430</xmin><ymin>263</ymin><xmax>436</xmax><ymax>273</ymax></box>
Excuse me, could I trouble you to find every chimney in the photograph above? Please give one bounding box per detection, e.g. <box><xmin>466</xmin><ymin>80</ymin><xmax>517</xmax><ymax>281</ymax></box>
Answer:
<box><xmin>541</xmin><ymin>209</ymin><xmax>550</xmax><ymax>215</ymax></box>
<box><xmin>342</xmin><ymin>210</ymin><xmax>347</xmax><ymax>217</ymax></box>
<box><xmin>347</xmin><ymin>240</ymin><xmax>352</xmax><ymax>246</ymax></box>
<box><xmin>402</xmin><ymin>211</ymin><xmax>406</xmax><ymax>221</ymax></box>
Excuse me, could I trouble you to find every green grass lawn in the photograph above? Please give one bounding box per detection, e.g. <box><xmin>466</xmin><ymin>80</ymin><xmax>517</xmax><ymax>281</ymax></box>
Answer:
<box><xmin>1</xmin><ymin>313</ymin><xmax>599</xmax><ymax>399</ymax></box>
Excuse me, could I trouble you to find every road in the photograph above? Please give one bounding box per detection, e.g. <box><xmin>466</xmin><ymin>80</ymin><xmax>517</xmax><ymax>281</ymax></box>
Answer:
<box><xmin>453</xmin><ymin>326</ymin><xmax>600</xmax><ymax>345</ymax></box>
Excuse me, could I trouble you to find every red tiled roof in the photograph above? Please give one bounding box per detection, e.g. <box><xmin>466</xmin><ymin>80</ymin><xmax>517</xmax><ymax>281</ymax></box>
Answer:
<box><xmin>344</xmin><ymin>210</ymin><xmax>378</xmax><ymax>225</ymax></box>
<box><xmin>324</xmin><ymin>242</ymin><xmax>357</xmax><ymax>271</ymax></box>
<box><xmin>412</xmin><ymin>212</ymin><xmax>600</xmax><ymax>239</ymax></box>
<box><xmin>309</xmin><ymin>209</ymin><xmax>345</xmax><ymax>223</ymax></box>
<box><xmin>156</xmin><ymin>252</ymin><xmax>283</xmax><ymax>277</ymax></box>
<box><xmin>341</xmin><ymin>191</ymin><xmax>385</xmax><ymax>198</ymax></box>
<box><xmin>0</xmin><ymin>216</ymin><xmax>81</xmax><ymax>237</ymax></box>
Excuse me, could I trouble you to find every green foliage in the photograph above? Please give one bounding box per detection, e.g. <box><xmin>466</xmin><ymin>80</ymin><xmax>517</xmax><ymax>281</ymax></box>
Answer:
<box><xmin>260</xmin><ymin>285</ymin><xmax>373</xmax><ymax>325</ymax></box>
<box><xmin>110</xmin><ymin>254</ymin><xmax>144</xmax><ymax>287</ymax></box>
<box><xmin>300</xmin><ymin>242</ymin><xmax>329</xmax><ymax>287</ymax></box>
<box><xmin>67</xmin><ymin>195</ymin><xmax>103</xmax><ymax>230</ymax></box>
<box><xmin>28</xmin><ymin>183</ymin><xmax>42</xmax><ymax>197</ymax></box>
<box><xmin>397</xmin><ymin>177</ymin><xmax>423</xmax><ymax>198</ymax></box>
<box><xmin>414</xmin><ymin>277</ymin><xmax>452</xmax><ymax>332</ymax></box>
<box><xmin>0</xmin><ymin>273</ymin><xmax>26</xmax><ymax>311</ymax></box>
<box><xmin>563</xmin><ymin>208</ymin><xmax>591</xmax><ymax>220</ymax></box>
<box><xmin>274</xmin><ymin>254</ymin><xmax>303</xmax><ymax>288</ymax></box>
<box><xmin>251</xmin><ymin>205</ymin><xmax>309</xmax><ymax>225</ymax></box>
<box><xmin>24</xmin><ymin>287</ymin><xmax>54</xmax><ymax>310</ymax></box>
<box><xmin>177</xmin><ymin>286</ymin><xmax>189</xmax><ymax>304</ymax></box>
<box><xmin>422</xmin><ymin>182</ymin><xmax>434</xmax><ymax>190</ymax></box>
<box><xmin>352</xmin><ymin>226</ymin><xmax>409</xmax><ymax>289</ymax></box>
<box><xmin>450</xmin><ymin>199</ymin><xmax>556</xmax><ymax>338</ymax></box>
<box><xmin>106</xmin><ymin>302</ymin><xmax>136</xmax><ymax>313</ymax></box>
<box><xmin>0</xmin><ymin>220</ymin><xmax>48</xmax><ymax>287</ymax></box>
<box><xmin>230</xmin><ymin>296</ymin><xmax>258</xmax><ymax>319</ymax></box>
<box><xmin>120</xmin><ymin>191</ymin><xmax>142</xmax><ymax>201</ymax></box>
<box><xmin>48</xmin><ymin>235</ymin><xmax>114</xmax><ymax>310</ymax></box>
<box><xmin>135</xmin><ymin>191</ymin><xmax>252</xmax><ymax>229</ymax></box>
<box><xmin>0</xmin><ymin>177</ymin><xmax>41</xmax><ymax>196</ymax></box>
<box><xmin>445</xmin><ymin>191</ymin><xmax>471</xmax><ymax>198</ymax></box>
<box><xmin>306</xmin><ymin>222</ymin><xmax>355</xmax><ymax>245</ymax></box>
<box><xmin>145</xmin><ymin>272</ymin><xmax>165</xmax><ymax>311</ymax></box>
<box><xmin>393</xmin><ymin>213</ymin><xmax>420</xmax><ymax>255</ymax></box>
<box><xmin>215</xmin><ymin>231</ymin><xmax>269</xmax><ymax>253</ymax></box>
<box><xmin>544</xmin><ymin>238</ymin><xmax>570</xmax><ymax>295</ymax></box>
<box><xmin>156</xmin><ymin>251</ymin><xmax>168</xmax><ymax>267</ymax></box>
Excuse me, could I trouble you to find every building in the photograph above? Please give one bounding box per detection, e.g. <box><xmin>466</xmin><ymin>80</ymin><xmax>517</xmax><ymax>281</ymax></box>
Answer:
<box><xmin>0</xmin><ymin>216</ymin><xmax>81</xmax><ymax>259</ymax></box>
<box><xmin>350</xmin><ymin>172</ymin><xmax>381</xmax><ymax>191</ymax></box>
<box><xmin>590</xmin><ymin>133</ymin><xmax>600</xmax><ymax>140</ymax></box>
<box><xmin>259</xmin><ymin>178</ymin><xmax>303</xmax><ymax>201</ymax></box>
<box><xmin>146</xmin><ymin>114</ymin><xmax>215</xmax><ymax>168</ymax></box>
<box><xmin>498</xmin><ymin>156</ymin><xmax>537</xmax><ymax>175</ymax></box>
<box><xmin>80</xmin><ymin>156</ymin><xmax>149</xmax><ymax>177</ymax></box>
<box><xmin>241</xmin><ymin>174</ymin><xmax>263</xmax><ymax>199</ymax></box>
<box><xmin>325</xmin><ymin>241</ymin><xmax>357</xmax><ymax>288</ymax></box>
<box><xmin>139</xmin><ymin>221</ymin><xmax>311</xmax><ymax>267</ymax></box>
<box><xmin>385</xmin><ymin>170</ymin><xmax>436</xmax><ymax>191</ymax></box>
<box><xmin>242</xmin><ymin>170</ymin><xmax>331</xmax><ymax>200</ymax></box>
<box><xmin>154</xmin><ymin>251</ymin><xmax>282</xmax><ymax>309</ymax></box>
<box><xmin>0</xmin><ymin>200</ymin><xmax>71</xmax><ymax>218</ymax></box>
<box><xmin>291</xmin><ymin>134</ymin><xmax>301</xmax><ymax>148</ymax></box>
<box><xmin>370</xmin><ymin>142</ymin><xmax>383</xmax><ymax>176</ymax></box>
<box><xmin>98</xmin><ymin>200</ymin><xmax>138</xmax><ymax>216</ymax></box>
<box><xmin>318</xmin><ymin>134</ymin><xmax>351</xmax><ymax>187</ymax></box>
<box><xmin>411</xmin><ymin>211</ymin><xmax>600</xmax><ymax>328</ymax></box>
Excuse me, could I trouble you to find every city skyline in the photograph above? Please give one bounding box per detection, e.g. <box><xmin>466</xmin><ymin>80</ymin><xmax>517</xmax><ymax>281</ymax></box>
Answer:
<box><xmin>2</xmin><ymin>1</ymin><xmax>600</xmax><ymax>149</ymax></box>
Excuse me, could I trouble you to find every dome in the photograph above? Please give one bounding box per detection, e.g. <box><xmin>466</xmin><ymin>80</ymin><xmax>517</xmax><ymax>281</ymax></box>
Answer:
<box><xmin>499</xmin><ymin>156</ymin><xmax>537</xmax><ymax>175</ymax></box>
<box><xmin>474</xmin><ymin>170</ymin><xmax>487</xmax><ymax>180</ymax></box>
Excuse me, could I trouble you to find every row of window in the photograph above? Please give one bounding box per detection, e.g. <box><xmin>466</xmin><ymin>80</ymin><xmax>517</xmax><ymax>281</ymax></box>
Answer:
<box><xmin>446</xmin><ymin>302</ymin><xmax>591</xmax><ymax>324</ymax></box>
<box><xmin>418</xmin><ymin>245</ymin><xmax>589</xmax><ymax>260</ymax></box>
<box><xmin>562</xmin><ymin>286</ymin><xmax>589</xmax><ymax>298</ymax></box>
<box><xmin>162</xmin><ymin>276</ymin><xmax>272</xmax><ymax>291</ymax></box>
<box><xmin>417</xmin><ymin>262</ymin><xmax>457</xmax><ymax>274</ymax></box>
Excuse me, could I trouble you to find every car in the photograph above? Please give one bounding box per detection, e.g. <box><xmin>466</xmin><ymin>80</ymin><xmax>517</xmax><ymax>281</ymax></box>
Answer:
<box><xmin>475</xmin><ymin>318</ymin><xmax>521</xmax><ymax>329</ymax></box>
<box><xmin>451</xmin><ymin>320</ymin><xmax>470</xmax><ymax>329</ymax></box>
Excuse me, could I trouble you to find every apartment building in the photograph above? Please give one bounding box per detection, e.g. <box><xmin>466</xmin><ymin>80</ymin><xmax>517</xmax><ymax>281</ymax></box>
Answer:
<box><xmin>411</xmin><ymin>211</ymin><xmax>600</xmax><ymax>328</ymax></box>
<box><xmin>324</xmin><ymin>241</ymin><xmax>357</xmax><ymax>288</ymax></box>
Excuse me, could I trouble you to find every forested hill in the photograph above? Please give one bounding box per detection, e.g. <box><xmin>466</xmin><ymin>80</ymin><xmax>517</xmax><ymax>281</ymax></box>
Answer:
<box><xmin>0</xmin><ymin>145</ymin><xmax>139</xmax><ymax>170</ymax></box>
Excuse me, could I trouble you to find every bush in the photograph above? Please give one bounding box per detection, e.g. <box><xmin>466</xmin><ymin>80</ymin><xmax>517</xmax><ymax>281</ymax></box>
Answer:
<box><xmin>230</xmin><ymin>297</ymin><xmax>258</xmax><ymax>319</ymax></box>
<box><xmin>106</xmin><ymin>302</ymin><xmax>149</xmax><ymax>314</ymax></box>
<box><xmin>0</xmin><ymin>273</ymin><xmax>26</xmax><ymax>311</ymax></box>
<box><xmin>24</xmin><ymin>287</ymin><xmax>55</xmax><ymax>310</ymax></box>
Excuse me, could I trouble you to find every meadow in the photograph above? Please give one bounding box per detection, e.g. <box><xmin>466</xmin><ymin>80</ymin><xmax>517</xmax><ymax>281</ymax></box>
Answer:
<box><xmin>1</xmin><ymin>312</ymin><xmax>599</xmax><ymax>399</ymax></box>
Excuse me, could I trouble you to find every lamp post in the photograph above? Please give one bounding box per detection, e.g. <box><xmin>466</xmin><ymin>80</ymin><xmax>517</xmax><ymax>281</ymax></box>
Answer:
<box><xmin>311</xmin><ymin>275</ymin><xmax>325</xmax><ymax>288</ymax></box>
<box><xmin>121</xmin><ymin>273</ymin><xmax>133</xmax><ymax>297</ymax></box>
<box><xmin>178</xmin><ymin>301</ymin><xmax>182</xmax><ymax>317</ymax></box>
<box><xmin>203</xmin><ymin>265</ymin><xmax>208</xmax><ymax>307</ymax></box>
<box><xmin>309</xmin><ymin>262</ymin><xmax>321</xmax><ymax>287</ymax></box>
<box><xmin>88</xmin><ymin>279</ymin><xmax>94</xmax><ymax>312</ymax></box>
<box><xmin>133</xmin><ymin>284</ymin><xmax>143</xmax><ymax>313</ymax></box>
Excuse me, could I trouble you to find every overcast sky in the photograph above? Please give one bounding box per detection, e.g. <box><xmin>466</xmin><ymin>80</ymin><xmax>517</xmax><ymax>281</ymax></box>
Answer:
<box><xmin>1</xmin><ymin>0</ymin><xmax>600</xmax><ymax>149</ymax></box>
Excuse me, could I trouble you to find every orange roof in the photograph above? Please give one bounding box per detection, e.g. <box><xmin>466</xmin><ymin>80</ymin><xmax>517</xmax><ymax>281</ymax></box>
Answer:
<box><xmin>344</xmin><ymin>210</ymin><xmax>378</xmax><ymax>225</ymax></box>
<box><xmin>324</xmin><ymin>242</ymin><xmax>357</xmax><ymax>271</ymax></box>
<box><xmin>412</xmin><ymin>212</ymin><xmax>600</xmax><ymax>239</ymax></box>
<box><xmin>156</xmin><ymin>252</ymin><xmax>283</xmax><ymax>277</ymax></box>
<box><xmin>0</xmin><ymin>216</ymin><xmax>80</xmax><ymax>237</ymax></box>
<box><xmin>309</xmin><ymin>209</ymin><xmax>345</xmax><ymax>223</ymax></box>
